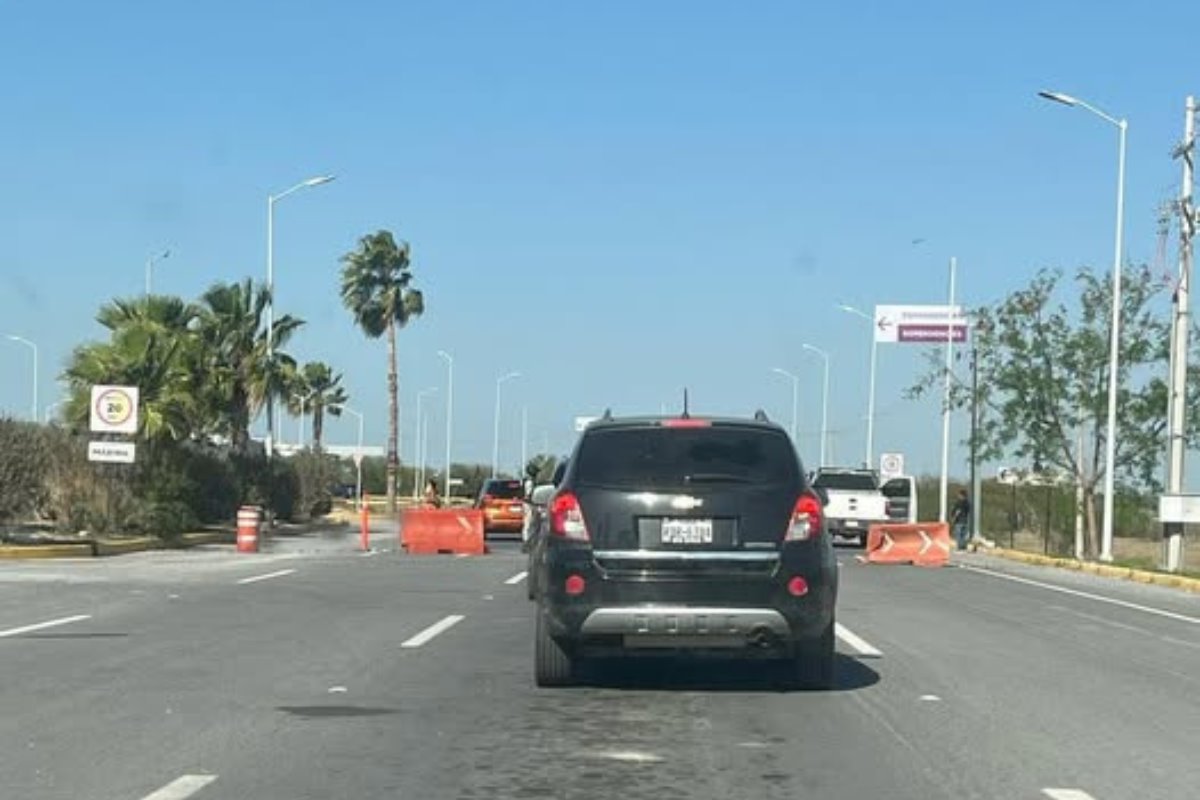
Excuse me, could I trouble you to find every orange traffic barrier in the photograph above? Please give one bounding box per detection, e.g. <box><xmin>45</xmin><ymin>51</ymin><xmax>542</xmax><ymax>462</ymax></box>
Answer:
<box><xmin>236</xmin><ymin>506</ymin><xmax>261</xmax><ymax>554</ymax></box>
<box><xmin>862</xmin><ymin>522</ymin><xmax>951</xmax><ymax>567</ymax></box>
<box><xmin>359</xmin><ymin>493</ymin><xmax>371</xmax><ymax>552</ymax></box>
<box><xmin>400</xmin><ymin>508</ymin><xmax>487</xmax><ymax>555</ymax></box>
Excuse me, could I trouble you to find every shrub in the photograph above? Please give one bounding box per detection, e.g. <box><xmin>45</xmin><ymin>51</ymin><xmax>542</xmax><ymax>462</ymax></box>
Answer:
<box><xmin>0</xmin><ymin>418</ymin><xmax>50</xmax><ymax>526</ymax></box>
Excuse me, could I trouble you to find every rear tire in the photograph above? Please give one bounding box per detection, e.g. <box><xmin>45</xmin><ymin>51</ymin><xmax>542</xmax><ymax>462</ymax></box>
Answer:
<box><xmin>791</xmin><ymin>622</ymin><xmax>835</xmax><ymax>690</ymax></box>
<box><xmin>535</xmin><ymin>608</ymin><xmax>576</xmax><ymax>687</ymax></box>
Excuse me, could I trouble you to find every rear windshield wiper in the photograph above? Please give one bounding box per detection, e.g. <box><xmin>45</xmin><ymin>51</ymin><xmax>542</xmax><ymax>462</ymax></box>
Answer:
<box><xmin>684</xmin><ymin>473</ymin><xmax>753</xmax><ymax>484</ymax></box>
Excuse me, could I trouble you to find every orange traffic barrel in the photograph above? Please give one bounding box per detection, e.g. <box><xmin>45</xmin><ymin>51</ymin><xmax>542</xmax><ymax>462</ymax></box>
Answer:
<box><xmin>236</xmin><ymin>506</ymin><xmax>261</xmax><ymax>553</ymax></box>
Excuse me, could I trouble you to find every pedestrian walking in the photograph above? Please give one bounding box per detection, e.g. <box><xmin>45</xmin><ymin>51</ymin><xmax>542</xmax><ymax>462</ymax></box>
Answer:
<box><xmin>951</xmin><ymin>488</ymin><xmax>972</xmax><ymax>551</ymax></box>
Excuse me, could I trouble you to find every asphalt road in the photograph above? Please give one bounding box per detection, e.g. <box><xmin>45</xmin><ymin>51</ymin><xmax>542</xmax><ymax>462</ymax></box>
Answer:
<box><xmin>2</xmin><ymin>523</ymin><xmax>1199</xmax><ymax>800</ymax></box>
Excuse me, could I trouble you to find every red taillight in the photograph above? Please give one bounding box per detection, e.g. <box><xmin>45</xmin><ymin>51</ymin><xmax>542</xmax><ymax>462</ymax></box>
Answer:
<box><xmin>786</xmin><ymin>493</ymin><xmax>823</xmax><ymax>542</ymax></box>
<box><xmin>550</xmin><ymin>491</ymin><xmax>590</xmax><ymax>541</ymax></box>
<box><xmin>482</xmin><ymin>494</ymin><xmax>495</xmax><ymax>504</ymax></box>
<box><xmin>787</xmin><ymin>576</ymin><xmax>809</xmax><ymax>597</ymax></box>
<box><xmin>662</xmin><ymin>418</ymin><xmax>711</xmax><ymax>428</ymax></box>
<box><xmin>565</xmin><ymin>574</ymin><xmax>586</xmax><ymax>596</ymax></box>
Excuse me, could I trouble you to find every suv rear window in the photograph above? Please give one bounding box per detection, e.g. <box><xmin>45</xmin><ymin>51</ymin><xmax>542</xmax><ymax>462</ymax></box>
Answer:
<box><xmin>574</xmin><ymin>425</ymin><xmax>799</xmax><ymax>489</ymax></box>
<box><xmin>812</xmin><ymin>472</ymin><xmax>878</xmax><ymax>491</ymax></box>
<box><xmin>483</xmin><ymin>480</ymin><xmax>523</xmax><ymax>498</ymax></box>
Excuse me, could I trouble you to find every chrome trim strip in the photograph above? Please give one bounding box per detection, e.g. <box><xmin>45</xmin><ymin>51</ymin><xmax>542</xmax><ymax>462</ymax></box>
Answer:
<box><xmin>592</xmin><ymin>549</ymin><xmax>779</xmax><ymax>562</ymax></box>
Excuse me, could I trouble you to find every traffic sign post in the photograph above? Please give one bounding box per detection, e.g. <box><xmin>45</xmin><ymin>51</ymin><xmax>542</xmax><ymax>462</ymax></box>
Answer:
<box><xmin>90</xmin><ymin>385</ymin><xmax>140</xmax><ymax>435</ymax></box>
<box><xmin>874</xmin><ymin>305</ymin><xmax>968</xmax><ymax>345</ymax></box>
<box><xmin>880</xmin><ymin>452</ymin><xmax>905</xmax><ymax>480</ymax></box>
<box><xmin>87</xmin><ymin>441</ymin><xmax>137</xmax><ymax>464</ymax></box>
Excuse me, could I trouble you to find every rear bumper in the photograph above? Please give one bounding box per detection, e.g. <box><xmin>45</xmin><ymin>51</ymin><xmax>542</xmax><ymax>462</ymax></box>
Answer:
<box><xmin>827</xmin><ymin>518</ymin><xmax>886</xmax><ymax>539</ymax></box>
<box><xmin>540</xmin><ymin>545</ymin><xmax>836</xmax><ymax>656</ymax></box>
<box><xmin>483</xmin><ymin>511</ymin><xmax>524</xmax><ymax>531</ymax></box>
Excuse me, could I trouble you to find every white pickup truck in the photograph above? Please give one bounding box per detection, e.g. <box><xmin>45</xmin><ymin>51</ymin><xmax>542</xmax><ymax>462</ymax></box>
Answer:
<box><xmin>811</xmin><ymin>468</ymin><xmax>889</xmax><ymax>547</ymax></box>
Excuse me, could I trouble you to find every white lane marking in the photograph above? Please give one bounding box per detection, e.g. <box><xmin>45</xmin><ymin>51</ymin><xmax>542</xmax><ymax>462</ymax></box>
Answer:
<box><xmin>835</xmin><ymin>622</ymin><xmax>883</xmax><ymax>657</ymax></box>
<box><xmin>1043</xmin><ymin>790</ymin><xmax>1097</xmax><ymax>800</ymax></box>
<box><xmin>961</xmin><ymin>565</ymin><xmax>1200</xmax><ymax>626</ymax></box>
<box><xmin>140</xmin><ymin>774</ymin><xmax>218</xmax><ymax>800</ymax></box>
<box><xmin>919</xmin><ymin>694</ymin><xmax>942</xmax><ymax>702</ymax></box>
<box><xmin>401</xmin><ymin>614</ymin><xmax>465</xmax><ymax>648</ymax></box>
<box><xmin>591</xmin><ymin>750</ymin><xmax>665</xmax><ymax>764</ymax></box>
<box><xmin>328</xmin><ymin>685</ymin><xmax>348</xmax><ymax>694</ymax></box>
<box><xmin>236</xmin><ymin>568</ymin><xmax>297</xmax><ymax>585</ymax></box>
<box><xmin>455</xmin><ymin>553</ymin><xmax>471</xmax><ymax>559</ymax></box>
<box><xmin>0</xmin><ymin>614</ymin><xmax>92</xmax><ymax>639</ymax></box>
<box><xmin>504</xmin><ymin>570</ymin><xmax>528</xmax><ymax>585</ymax></box>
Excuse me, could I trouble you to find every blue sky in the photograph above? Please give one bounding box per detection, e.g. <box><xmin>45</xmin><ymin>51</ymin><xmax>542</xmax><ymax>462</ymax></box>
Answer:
<box><xmin>1</xmin><ymin>1</ymin><xmax>1196</xmax><ymax>478</ymax></box>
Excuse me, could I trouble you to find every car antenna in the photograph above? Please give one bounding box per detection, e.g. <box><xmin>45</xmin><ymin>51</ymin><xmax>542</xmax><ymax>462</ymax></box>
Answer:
<box><xmin>754</xmin><ymin>409</ymin><xmax>769</xmax><ymax>422</ymax></box>
<box><xmin>681</xmin><ymin>388</ymin><xmax>690</xmax><ymax>419</ymax></box>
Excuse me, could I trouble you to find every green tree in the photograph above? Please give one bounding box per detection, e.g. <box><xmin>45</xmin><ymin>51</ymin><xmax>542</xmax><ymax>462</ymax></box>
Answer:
<box><xmin>908</xmin><ymin>265</ymin><xmax>1186</xmax><ymax>558</ymax></box>
<box><xmin>196</xmin><ymin>279</ymin><xmax>303</xmax><ymax>449</ymax></box>
<box><xmin>63</xmin><ymin>296</ymin><xmax>200</xmax><ymax>442</ymax></box>
<box><xmin>339</xmin><ymin>230</ymin><xmax>425</xmax><ymax>512</ymax></box>
<box><xmin>285</xmin><ymin>361</ymin><xmax>349</xmax><ymax>450</ymax></box>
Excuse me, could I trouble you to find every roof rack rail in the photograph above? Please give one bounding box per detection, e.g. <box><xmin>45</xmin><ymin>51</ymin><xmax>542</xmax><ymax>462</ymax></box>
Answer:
<box><xmin>753</xmin><ymin>409</ymin><xmax>770</xmax><ymax>422</ymax></box>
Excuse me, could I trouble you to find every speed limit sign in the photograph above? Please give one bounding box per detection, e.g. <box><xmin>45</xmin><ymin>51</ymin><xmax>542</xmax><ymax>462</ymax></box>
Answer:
<box><xmin>90</xmin><ymin>385</ymin><xmax>140</xmax><ymax>434</ymax></box>
<box><xmin>880</xmin><ymin>452</ymin><xmax>905</xmax><ymax>479</ymax></box>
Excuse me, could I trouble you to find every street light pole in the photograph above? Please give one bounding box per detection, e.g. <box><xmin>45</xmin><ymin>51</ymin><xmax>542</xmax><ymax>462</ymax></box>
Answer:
<box><xmin>837</xmin><ymin>303</ymin><xmax>879</xmax><ymax>468</ymax></box>
<box><xmin>939</xmin><ymin>257</ymin><xmax>957</xmax><ymax>524</ymax></box>
<box><xmin>771</xmin><ymin>368</ymin><xmax>800</xmax><ymax>443</ymax></box>
<box><xmin>801</xmin><ymin>345</ymin><xmax>830</xmax><ymax>467</ymax></box>
<box><xmin>493</xmin><ymin>371</ymin><xmax>521</xmax><ymax>478</ymax></box>
<box><xmin>5</xmin><ymin>335</ymin><xmax>38</xmax><ymax>422</ymax></box>
<box><xmin>265</xmin><ymin>174</ymin><xmax>336</xmax><ymax>459</ymax></box>
<box><xmin>414</xmin><ymin>387</ymin><xmax>438</xmax><ymax>499</ymax></box>
<box><xmin>437</xmin><ymin>350</ymin><xmax>454</xmax><ymax>496</ymax></box>
<box><xmin>1038</xmin><ymin>90</ymin><xmax>1127</xmax><ymax>562</ymax></box>
<box><xmin>145</xmin><ymin>249</ymin><xmax>171</xmax><ymax>296</ymax></box>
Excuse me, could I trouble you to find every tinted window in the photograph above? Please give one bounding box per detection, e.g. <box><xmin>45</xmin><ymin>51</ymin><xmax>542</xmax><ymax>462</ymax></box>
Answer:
<box><xmin>484</xmin><ymin>480</ymin><xmax>523</xmax><ymax>499</ymax></box>
<box><xmin>812</xmin><ymin>472</ymin><xmax>878</xmax><ymax>491</ymax></box>
<box><xmin>574</xmin><ymin>426</ymin><xmax>798</xmax><ymax>489</ymax></box>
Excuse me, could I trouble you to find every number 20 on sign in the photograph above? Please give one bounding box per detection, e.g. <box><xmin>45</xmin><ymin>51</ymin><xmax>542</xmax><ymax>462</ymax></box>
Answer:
<box><xmin>89</xmin><ymin>385</ymin><xmax>140</xmax><ymax>435</ymax></box>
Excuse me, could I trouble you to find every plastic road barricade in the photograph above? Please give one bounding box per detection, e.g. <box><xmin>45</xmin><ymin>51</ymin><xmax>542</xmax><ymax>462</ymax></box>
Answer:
<box><xmin>863</xmin><ymin>522</ymin><xmax>951</xmax><ymax>567</ymax></box>
<box><xmin>236</xmin><ymin>506</ymin><xmax>261</xmax><ymax>554</ymax></box>
<box><xmin>401</xmin><ymin>509</ymin><xmax>487</xmax><ymax>555</ymax></box>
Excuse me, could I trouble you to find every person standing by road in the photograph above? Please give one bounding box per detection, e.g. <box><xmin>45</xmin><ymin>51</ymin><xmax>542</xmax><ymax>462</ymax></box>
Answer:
<box><xmin>951</xmin><ymin>488</ymin><xmax>972</xmax><ymax>551</ymax></box>
<box><xmin>423</xmin><ymin>479</ymin><xmax>443</xmax><ymax>509</ymax></box>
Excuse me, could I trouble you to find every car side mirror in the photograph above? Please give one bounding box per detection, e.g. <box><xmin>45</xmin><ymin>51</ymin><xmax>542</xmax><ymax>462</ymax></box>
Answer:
<box><xmin>813</xmin><ymin>487</ymin><xmax>829</xmax><ymax>506</ymax></box>
<box><xmin>551</xmin><ymin>461</ymin><xmax>568</xmax><ymax>487</ymax></box>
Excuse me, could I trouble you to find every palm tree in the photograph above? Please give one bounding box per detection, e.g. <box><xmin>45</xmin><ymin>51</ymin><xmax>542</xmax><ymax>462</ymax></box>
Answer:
<box><xmin>285</xmin><ymin>361</ymin><xmax>349</xmax><ymax>450</ymax></box>
<box><xmin>63</xmin><ymin>295</ymin><xmax>202</xmax><ymax>440</ymax></box>
<box><xmin>196</xmin><ymin>279</ymin><xmax>303</xmax><ymax>450</ymax></box>
<box><xmin>340</xmin><ymin>230</ymin><xmax>424</xmax><ymax>511</ymax></box>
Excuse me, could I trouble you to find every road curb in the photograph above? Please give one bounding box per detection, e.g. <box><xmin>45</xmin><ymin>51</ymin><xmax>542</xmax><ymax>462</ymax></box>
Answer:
<box><xmin>0</xmin><ymin>543</ymin><xmax>95</xmax><ymax>559</ymax></box>
<box><xmin>94</xmin><ymin>537</ymin><xmax>161</xmax><ymax>556</ymax></box>
<box><xmin>0</xmin><ymin>530</ymin><xmax>233</xmax><ymax>559</ymax></box>
<box><xmin>985</xmin><ymin>546</ymin><xmax>1200</xmax><ymax>594</ymax></box>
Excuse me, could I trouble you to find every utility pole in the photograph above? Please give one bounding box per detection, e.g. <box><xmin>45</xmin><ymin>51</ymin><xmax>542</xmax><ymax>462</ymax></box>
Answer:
<box><xmin>939</xmin><ymin>257</ymin><xmax>957</xmax><ymax>523</ymax></box>
<box><xmin>1165</xmin><ymin>95</ymin><xmax>1195</xmax><ymax>574</ymax></box>
<box><xmin>970</xmin><ymin>345</ymin><xmax>981</xmax><ymax>540</ymax></box>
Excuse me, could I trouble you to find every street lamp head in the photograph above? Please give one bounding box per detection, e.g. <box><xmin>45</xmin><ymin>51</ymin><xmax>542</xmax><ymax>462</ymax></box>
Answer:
<box><xmin>304</xmin><ymin>175</ymin><xmax>336</xmax><ymax>187</ymax></box>
<box><xmin>1038</xmin><ymin>90</ymin><xmax>1079</xmax><ymax>107</ymax></box>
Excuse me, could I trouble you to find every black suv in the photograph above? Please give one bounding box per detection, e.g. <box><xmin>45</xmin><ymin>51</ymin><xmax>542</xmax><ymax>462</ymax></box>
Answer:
<box><xmin>532</xmin><ymin>414</ymin><xmax>838</xmax><ymax>688</ymax></box>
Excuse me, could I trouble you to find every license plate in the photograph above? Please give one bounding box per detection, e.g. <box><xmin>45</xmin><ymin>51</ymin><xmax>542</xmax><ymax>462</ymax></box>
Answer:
<box><xmin>509</xmin><ymin>504</ymin><xmax>523</xmax><ymax>513</ymax></box>
<box><xmin>845</xmin><ymin>520</ymin><xmax>859</xmax><ymax>528</ymax></box>
<box><xmin>661</xmin><ymin>518</ymin><xmax>714</xmax><ymax>545</ymax></box>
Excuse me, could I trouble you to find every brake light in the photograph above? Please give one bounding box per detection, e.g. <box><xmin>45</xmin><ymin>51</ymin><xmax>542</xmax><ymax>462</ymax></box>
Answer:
<box><xmin>786</xmin><ymin>493</ymin><xmax>823</xmax><ymax>541</ymax></box>
<box><xmin>662</xmin><ymin>418</ymin><xmax>711</xmax><ymax>428</ymax></box>
<box><xmin>482</xmin><ymin>494</ymin><xmax>494</xmax><ymax>504</ymax></box>
<box><xmin>565</xmin><ymin>574</ymin><xmax>586</xmax><ymax>596</ymax></box>
<box><xmin>550</xmin><ymin>491</ymin><xmax>590</xmax><ymax>541</ymax></box>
